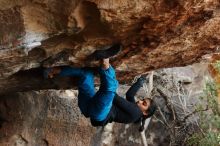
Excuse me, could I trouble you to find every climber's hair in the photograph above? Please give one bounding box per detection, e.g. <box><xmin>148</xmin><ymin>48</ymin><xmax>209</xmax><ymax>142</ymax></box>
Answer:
<box><xmin>139</xmin><ymin>98</ymin><xmax>157</xmax><ymax>132</ymax></box>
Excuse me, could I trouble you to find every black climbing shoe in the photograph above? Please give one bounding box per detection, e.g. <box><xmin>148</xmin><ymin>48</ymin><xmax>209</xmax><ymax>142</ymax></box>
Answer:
<box><xmin>88</xmin><ymin>43</ymin><xmax>121</xmax><ymax>60</ymax></box>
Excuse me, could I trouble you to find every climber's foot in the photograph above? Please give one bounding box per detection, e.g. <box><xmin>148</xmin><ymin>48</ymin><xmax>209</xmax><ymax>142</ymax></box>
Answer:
<box><xmin>88</xmin><ymin>43</ymin><xmax>121</xmax><ymax>60</ymax></box>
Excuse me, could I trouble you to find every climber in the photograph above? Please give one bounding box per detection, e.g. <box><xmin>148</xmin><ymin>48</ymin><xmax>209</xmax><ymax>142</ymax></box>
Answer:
<box><xmin>44</xmin><ymin>44</ymin><xmax>156</xmax><ymax>131</ymax></box>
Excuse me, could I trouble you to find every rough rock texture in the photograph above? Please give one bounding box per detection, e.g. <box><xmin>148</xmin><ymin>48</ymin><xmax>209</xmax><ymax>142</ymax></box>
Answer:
<box><xmin>0</xmin><ymin>63</ymin><xmax>210</xmax><ymax>146</ymax></box>
<box><xmin>0</xmin><ymin>90</ymin><xmax>96</xmax><ymax>146</ymax></box>
<box><xmin>0</xmin><ymin>0</ymin><xmax>219</xmax><ymax>146</ymax></box>
<box><xmin>110</xmin><ymin>63</ymin><xmax>210</xmax><ymax>146</ymax></box>
<box><xmin>0</xmin><ymin>0</ymin><xmax>220</xmax><ymax>94</ymax></box>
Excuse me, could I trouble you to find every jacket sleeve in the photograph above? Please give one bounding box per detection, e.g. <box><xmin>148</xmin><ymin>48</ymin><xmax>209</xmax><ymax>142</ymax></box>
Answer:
<box><xmin>126</xmin><ymin>77</ymin><xmax>145</xmax><ymax>103</ymax></box>
<box><xmin>113</xmin><ymin>95</ymin><xmax>142</xmax><ymax>123</ymax></box>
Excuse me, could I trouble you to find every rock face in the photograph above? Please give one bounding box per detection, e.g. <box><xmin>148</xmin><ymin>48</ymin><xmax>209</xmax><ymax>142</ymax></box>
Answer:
<box><xmin>0</xmin><ymin>0</ymin><xmax>220</xmax><ymax>84</ymax></box>
<box><xmin>0</xmin><ymin>0</ymin><xmax>219</xmax><ymax>146</ymax></box>
<box><xmin>0</xmin><ymin>63</ymin><xmax>211</xmax><ymax>146</ymax></box>
<box><xmin>0</xmin><ymin>90</ymin><xmax>96</xmax><ymax>146</ymax></box>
